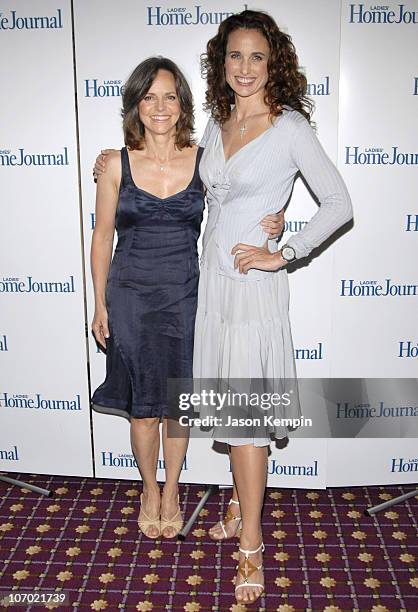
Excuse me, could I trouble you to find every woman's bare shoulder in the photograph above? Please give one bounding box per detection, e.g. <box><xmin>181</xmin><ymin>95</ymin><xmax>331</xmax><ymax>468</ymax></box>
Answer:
<box><xmin>177</xmin><ymin>144</ymin><xmax>199</xmax><ymax>161</ymax></box>
<box><xmin>107</xmin><ymin>149</ymin><xmax>122</xmax><ymax>162</ymax></box>
<box><xmin>107</xmin><ymin>149</ymin><xmax>122</xmax><ymax>171</ymax></box>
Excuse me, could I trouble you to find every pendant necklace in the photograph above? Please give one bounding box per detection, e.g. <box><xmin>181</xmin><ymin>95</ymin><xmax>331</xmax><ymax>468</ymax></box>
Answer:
<box><xmin>157</xmin><ymin>155</ymin><xmax>175</xmax><ymax>171</ymax></box>
<box><xmin>237</xmin><ymin>110</ymin><xmax>270</xmax><ymax>139</ymax></box>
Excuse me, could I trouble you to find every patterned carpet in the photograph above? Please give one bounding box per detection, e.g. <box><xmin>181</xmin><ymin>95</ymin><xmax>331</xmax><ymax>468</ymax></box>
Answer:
<box><xmin>0</xmin><ymin>474</ymin><xmax>416</xmax><ymax>611</ymax></box>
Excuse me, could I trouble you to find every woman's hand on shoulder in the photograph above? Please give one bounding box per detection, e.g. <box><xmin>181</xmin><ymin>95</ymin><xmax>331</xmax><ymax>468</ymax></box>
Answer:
<box><xmin>95</xmin><ymin>150</ymin><xmax>121</xmax><ymax>190</ymax></box>
<box><xmin>93</xmin><ymin>148</ymin><xmax>119</xmax><ymax>181</ymax></box>
<box><xmin>231</xmin><ymin>243</ymin><xmax>287</xmax><ymax>274</ymax></box>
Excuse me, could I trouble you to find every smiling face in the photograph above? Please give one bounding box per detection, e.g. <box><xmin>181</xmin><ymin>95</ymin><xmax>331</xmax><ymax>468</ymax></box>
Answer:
<box><xmin>224</xmin><ymin>28</ymin><xmax>270</xmax><ymax>99</ymax></box>
<box><xmin>138</xmin><ymin>69</ymin><xmax>181</xmax><ymax>137</ymax></box>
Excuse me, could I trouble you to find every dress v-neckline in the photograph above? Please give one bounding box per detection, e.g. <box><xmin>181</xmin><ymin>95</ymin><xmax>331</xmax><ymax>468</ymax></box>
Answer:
<box><xmin>220</xmin><ymin>109</ymin><xmax>286</xmax><ymax>164</ymax></box>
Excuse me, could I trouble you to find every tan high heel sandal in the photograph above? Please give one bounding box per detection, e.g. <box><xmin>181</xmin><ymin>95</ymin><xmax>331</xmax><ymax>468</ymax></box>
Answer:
<box><xmin>235</xmin><ymin>541</ymin><xmax>265</xmax><ymax>604</ymax></box>
<box><xmin>209</xmin><ymin>498</ymin><xmax>242</xmax><ymax>540</ymax></box>
<box><xmin>138</xmin><ymin>493</ymin><xmax>160</xmax><ymax>539</ymax></box>
<box><xmin>160</xmin><ymin>494</ymin><xmax>183</xmax><ymax>539</ymax></box>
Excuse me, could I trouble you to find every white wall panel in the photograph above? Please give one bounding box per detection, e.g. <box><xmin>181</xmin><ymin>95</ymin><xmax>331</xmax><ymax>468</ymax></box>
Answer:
<box><xmin>0</xmin><ymin>0</ymin><xmax>93</xmax><ymax>476</ymax></box>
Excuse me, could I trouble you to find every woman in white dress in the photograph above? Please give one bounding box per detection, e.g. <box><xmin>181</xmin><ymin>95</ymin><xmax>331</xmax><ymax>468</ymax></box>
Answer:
<box><xmin>194</xmin><ymin>9</ymin><xmax>352</xmax><ymax>604</ymax></box>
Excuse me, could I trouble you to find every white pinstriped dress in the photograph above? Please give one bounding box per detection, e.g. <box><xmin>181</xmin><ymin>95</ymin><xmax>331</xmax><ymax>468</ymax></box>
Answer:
<box><xmin>193</xmin><ymin>107</ymin><xmax>353</xmax><ymax>446</ymax></box>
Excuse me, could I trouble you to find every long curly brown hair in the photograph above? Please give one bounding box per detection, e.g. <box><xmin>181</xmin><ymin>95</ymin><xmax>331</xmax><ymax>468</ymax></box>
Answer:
<box><xmin>201</xmin><ymin>10</ymin><xmax>313</xmax><ymax>125</ymax></box>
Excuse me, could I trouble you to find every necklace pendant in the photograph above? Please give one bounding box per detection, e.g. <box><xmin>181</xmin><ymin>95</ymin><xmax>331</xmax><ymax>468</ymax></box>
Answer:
<box><xmin>239</xmin><ymin>124</ymin><xmax>247</xmax><ymax>139</ymax></box>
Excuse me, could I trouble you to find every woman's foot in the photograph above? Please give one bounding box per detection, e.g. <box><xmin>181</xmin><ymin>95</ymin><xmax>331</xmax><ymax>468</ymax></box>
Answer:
<box><xmin>235</xmin><ymin>535</ymin><xmax>265</xmax><ymax>605</ymax></box>
<box><xmin>160</xmin><ymin>486</ymin><xmax>183</xmax><ymax>538</ymax></box>
<box><xmin>209</xmin><ymin>498</ymin><xmax>242</xmax><ymax>540</ymax></box>
<box><xmin>138</xmin><ymin>486</ymin><xmax>160</xmax><ymax>539</ymax></box>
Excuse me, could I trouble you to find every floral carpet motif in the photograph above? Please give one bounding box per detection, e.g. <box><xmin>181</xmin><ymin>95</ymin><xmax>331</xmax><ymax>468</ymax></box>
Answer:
<box><xmin>0</xmin><ymin>474</ymin><xmax>417</xmax><ymax>611</ymax></box>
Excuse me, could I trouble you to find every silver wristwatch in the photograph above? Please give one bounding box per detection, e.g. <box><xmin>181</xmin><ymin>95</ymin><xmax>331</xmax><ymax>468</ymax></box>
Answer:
<box><xmin>280</xmin><ymin>244</ymin><xmax>296</xmax><ymax>263</ymax></box>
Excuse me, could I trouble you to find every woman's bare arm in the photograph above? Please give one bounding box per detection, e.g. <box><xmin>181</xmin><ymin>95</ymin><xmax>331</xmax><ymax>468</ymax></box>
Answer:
<box><xmin>91</xmin><ymin>151</ymin><xmax>121</xmax><ymax>347</ymax></box>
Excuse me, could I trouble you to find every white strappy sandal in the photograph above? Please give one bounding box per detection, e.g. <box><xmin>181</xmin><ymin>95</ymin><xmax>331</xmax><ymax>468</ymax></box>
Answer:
<box><xmin>235</xmin><ymin>541</ymin><xmax>265</xmax><ymax>603</ymax></box>
<box><xmin>209</xmin><ymin>498</ymin><xmax>242</xmax><ymax>540</ymax></box>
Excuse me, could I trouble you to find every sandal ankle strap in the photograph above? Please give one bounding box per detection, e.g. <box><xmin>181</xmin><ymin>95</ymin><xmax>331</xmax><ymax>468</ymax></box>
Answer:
<box><xmin>238</xmin><ymin>542</ymin><xmax>265</xmax><ymax>556</ymax></box>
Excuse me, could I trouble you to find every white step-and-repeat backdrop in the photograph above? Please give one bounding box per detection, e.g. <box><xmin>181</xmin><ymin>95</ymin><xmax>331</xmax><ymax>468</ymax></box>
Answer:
<box><xmin>1</xmin><ymin>0</ymin><xmax>417</xmax><ymax>488</ymax></box>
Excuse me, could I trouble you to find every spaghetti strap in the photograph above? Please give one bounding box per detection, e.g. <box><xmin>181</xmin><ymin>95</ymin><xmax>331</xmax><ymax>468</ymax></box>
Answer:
<box><xmin>196</xmin><ymin>146</ymin><xmax>204</xmax><ymax>162</ymax></box>
<box><xmin>189</xmin><ymin>146</ymin><xmax>204</xmax><ymax>187</ymax></box>
<box><xmin>120</xmin><ymin>147</ymin><xmax>133</xmax><ymax>188</ymax></box>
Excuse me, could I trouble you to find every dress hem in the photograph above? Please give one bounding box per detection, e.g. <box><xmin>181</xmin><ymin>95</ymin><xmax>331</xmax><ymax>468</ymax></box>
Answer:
<box><xmin>91</xmin><ymin>400</ymin><xmax>172</xmax><ymax>420</ymax></box>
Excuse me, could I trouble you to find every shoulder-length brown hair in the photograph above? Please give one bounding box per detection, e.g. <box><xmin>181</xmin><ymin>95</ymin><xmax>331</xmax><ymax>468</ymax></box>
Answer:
<box><xmin>122</xmin><ymin>56</ymin><xmax>195</xmax><ymax>150</ymax></box>
<box><xmin>201</xmin><ymin>10</ymin><xmax>313</xmax><ymax>124</ymax></box>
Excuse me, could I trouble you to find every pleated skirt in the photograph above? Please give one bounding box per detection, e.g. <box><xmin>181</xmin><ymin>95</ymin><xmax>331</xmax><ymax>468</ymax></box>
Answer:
<box><xmin>193</xmin><ymin>240</ymin><xmax>301</xmax><ymax>446</ymax></box>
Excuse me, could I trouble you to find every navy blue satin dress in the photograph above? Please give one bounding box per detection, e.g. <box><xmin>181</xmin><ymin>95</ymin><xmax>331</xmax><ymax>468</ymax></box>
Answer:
<box><xmin>92</xmin><ymin>146</ymin><xmax>204</xmax><ymax>419</ymax></box>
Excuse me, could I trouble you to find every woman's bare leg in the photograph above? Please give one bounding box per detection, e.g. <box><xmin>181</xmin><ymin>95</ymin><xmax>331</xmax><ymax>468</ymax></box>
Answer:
<box><xmin>130</xmin><ymin>417</ymin><xmax>161</xmax><ymax>537</ymax></box>
<box><xmin>209</xmin><ymin>445</ymin><xmax>241</xmax><ymax>539</ymax></box>
<box><xmin>230</xmin><ymin>443</ymin><xmax>268</xmax><ymax>604</ymax></box>
<box><xmin>160</xmin><ymin>418</ymin><xmax>189</xmax><ymax>537</ymax></box>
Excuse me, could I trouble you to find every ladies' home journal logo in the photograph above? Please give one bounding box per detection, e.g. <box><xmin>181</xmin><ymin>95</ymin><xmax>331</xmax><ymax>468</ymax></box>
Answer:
<box><xmin>349</xmin><ymin>4</ymin><xmax>418</xmax><ymax>24</ymax></box>
<box><xmin>101</xmin><ymin>451</ymin><xmax>188</xmax><ymax>470</ymax></box>
<box><xmin>0</xmin><ymin>445</ymin><xmax>19</xmax><ymax>461</ymax></box>
<box><xmin>0</xmin><ymin>393</ymin><xmax>81</xmax><ymax>411</ymax></box>
<box><xmin>345</xmin><ymin>147</ymin><xmax>418</xmax><ymax>165</ymax></box>
<box><xmin>0</xmin><ymin>276</ymin><xmax>75</xmax><ymax>294</ymax></box>
<box><xmin>146</xmin><ymin>5</ymin><xmax>246</xmax><ymax>26</ymax></box>
<box><xmin>339</xmin><ymin>279</ymin><xmax>418</xmax><ymax>297</ymax></box>
<box><xmin>84</xmin><ymin>79</ymin><xmax>124</xmax><ymax>98</ymax></box>
<box><xmin>0</xmin><ymin>9</ymin><xmax>62</xmax><ymax>30</ymax></box>
<box><xmin>0</xmin><ymin>148</ymin><xmax>68</xmax><ymax>167</ymax></box>
<box><xmin>391</xmin><ymin>457</ymin><xmax>418</xmax><ymax>473</ymax></box>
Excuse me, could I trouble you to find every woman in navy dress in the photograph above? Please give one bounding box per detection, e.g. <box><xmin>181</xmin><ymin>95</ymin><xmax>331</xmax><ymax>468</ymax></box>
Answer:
<box><xmin>90</xmin><ymin>58</ymin><xmax>205</xmax><ymax>539</ymax></box>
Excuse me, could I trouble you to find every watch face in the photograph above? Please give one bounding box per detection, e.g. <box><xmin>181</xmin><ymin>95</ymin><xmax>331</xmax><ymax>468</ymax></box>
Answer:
<box><xmin>282</xmin><ymin>246</ymin><xmax>295</xmax><ymax>261</ymax></box>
